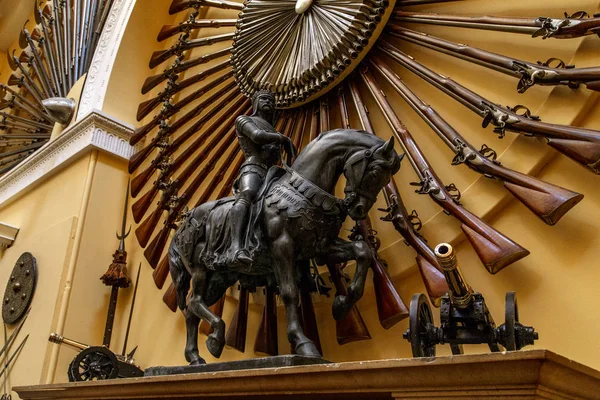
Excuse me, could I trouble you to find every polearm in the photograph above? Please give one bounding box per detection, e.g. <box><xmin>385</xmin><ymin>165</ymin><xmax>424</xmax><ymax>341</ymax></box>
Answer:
<box><xmin>371</xmin><ymin>55</ymin><xmax>584</xmax><ymax>225</ymax></box>
<box><xmin>34</xmin><ymin>6</ymin><xmax>64</xmax><ymax>97</ymax></box>
<box><xmin>158</xmin><ymin>19</ymin><xmax>237</xmax><ymax>42</ymax></box>
<box><xmin>347</xmin><ymin>79</ymin><xmax>448</xmax><ymax>306</ymax></box>
<box><xmin>0</xmin><ymin>85</ymin><xmax>51</xmax><ymax>122</ymax></box>
<box><xmin>141</xmin><ymin>47</ymin><xmax>232</xmax><ymax>94</ymax></box>
<box><xmin>52</xmin><ymin>2</ymin><xmax>68</xmax><ymax>95</ymax></box>
<box><xmin>21</xmin><ymin>28</ymin><xmax>56</xmax><ymax>97</ymax></box>
<box><xmin>387</xmin><ymin>26</ymin><xmax>600</xmax><ymax>93</ymax></box>
<box><xmin>392</xmin><ymin>10</ymin><xmax>600</xmax><ymax>40</ymax></box>
<box><xmin>378</xmin><ymin>41</ymin><xmax>600</xmax><ymax>174</ymax></box>
<box><xmin>361</xmin><ymin>66</ymin><xmax>529</xmax><ymax>274</ymax></box>
<box><xmin>149</xmin><ymin>32</ymin><xmax>235</xmax><ymax>69</ymax></box>
<box><xmin>0</xmin><ymin>112</ymin><xmax>53</xmax><ymax>131</ymax></box>
<box><xmin>10</xmin><ymin>53</ymin><xmax>46</xmax><ymax>104</ymax></box>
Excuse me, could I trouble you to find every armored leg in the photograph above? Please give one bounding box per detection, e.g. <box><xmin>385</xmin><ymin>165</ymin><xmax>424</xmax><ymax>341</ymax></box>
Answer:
<box><xmin>230</xmin><ymin>172</ymin><xmax>262</xmax><ymax>265</ymax></box>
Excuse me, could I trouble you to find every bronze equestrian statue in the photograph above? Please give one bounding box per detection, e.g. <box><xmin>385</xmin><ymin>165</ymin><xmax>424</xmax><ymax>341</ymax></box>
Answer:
<box><xmin>168</xmin><ymin>94</ymin><xmax>402</xmax><ymax>364</ymax></box>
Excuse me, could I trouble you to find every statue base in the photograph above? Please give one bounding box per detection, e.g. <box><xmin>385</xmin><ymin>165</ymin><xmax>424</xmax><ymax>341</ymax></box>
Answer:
<box><xmin>144</xmin><ymin>355</ymin><xmax>330</xmax><ymax>377</ymax></box>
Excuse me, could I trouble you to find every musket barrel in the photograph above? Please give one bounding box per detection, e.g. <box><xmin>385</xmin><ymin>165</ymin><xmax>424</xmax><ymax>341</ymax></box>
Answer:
<box><xmin>48</xmin><ymin>333</ymin><xmax>89</xmax><ymax>351</ymax></box>
<box><xmin>434</xmin><ymin>243</ymin><xmax>472</xmax><ymax>308</ymax></box>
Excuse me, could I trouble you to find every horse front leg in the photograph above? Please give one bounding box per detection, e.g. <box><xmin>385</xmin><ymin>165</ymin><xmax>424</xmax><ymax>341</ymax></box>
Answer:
<box><xmin>323</xmin><ymin>239</ymin><xmax>372</xmax><ymax>321</ymax></box>
<box><xmin>272</xmin><ymin>233</ymin><xmax>321</xmax><ymax>357</ymax></box>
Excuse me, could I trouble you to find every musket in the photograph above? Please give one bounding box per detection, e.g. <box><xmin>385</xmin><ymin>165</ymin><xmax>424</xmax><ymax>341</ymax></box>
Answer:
<box><xmin>0</xmin><ymin>112</ymin><xmax>53</xmax><ymax>131</ymax></box>
<box><xmin>225</xmin><ymin>286</ymin><xmax>250</xmax><ymax>353</ymax></box>
<box><xmin>130</xmin><ymin>87</ymin><xmax>240</xmax><ymax>173</ymax></box>
<box><xmin>254</xmin><ymin>286</ymin><xmax>278</xmax><ymax>356</ymax></box>
<box><xmin>158</xmin><ymin>19</ymin><xmax>237</xmax><ymax>42</ymax></box>
<box><xmin>337</xmin><ymin>86</ymin><xmax>409</xmax><ymax>328</ymax></box>
<box><xmin>51</xmin><ymin>2</ymin><xmax>68</xmax><ymax>95</ymax></box>
<box><xmin>372</xmin><ymin>55</ymin><xmax>584</xmax><ymax>225</ymax></box>
<box><xmin>20</xmin><ymin>28</ymin><xmax>56</xmax><ymax>97</ymax></box>
<box><xmin>140</xmin><ymin>136</ymin><xmax>240</xmax><ymax>267</ymax></box>
<box><xmin>149</xmin><ymin>32</ymin><xmax>235</xmax><ymax>69</ymax></box>
<box><xmin>396</xmin><ymin>0</ymin><xmax>460</xmax><ymax>5</ymax></box>
<box><xmin>163</xmin><ymin>283</ymin><xmax>178</xmax><ymax>312</ymax></box>
<box><xmin>388</xmin><ymin>26</ymin><xmax>600</xmax><ymax>93</ymax></box>
<box><xmin>33</xmin><ymin>7</ymin><xmax>64</xmax><ymax>97</ymax></box>
<box><xmin>199</xmin><ymin>295</ymin><xmax>226</xmax><ymax>336</ymax></box>
<box><xmin>169</xmin><ymin>0</ymin><xmax>244</xmax><ymax>15</ymax></box>
<box><xmin>378</xmin><ymin>41</ymin><xmax>600</xmax><ymax>174</ymax></box>
<box><xmin>361</xmin><ymin>65</ymin><xmax>529</xmax><ymax>274</ymax></box>
<box><xmin>10</xmin><ymin>53</ymin><xmax>46</xmax><ymax>104</ymax></box>
<box><xmin>392</xmin><ymin>10</ymin><xmax>600</xmax><ymax>40</ymax></box>
<box><xmin>132</xmin><ymin>78</ymin><xmax>236</xmax><ymax>145</ymax></box>
<box><xmin>136</xmin><ymin>69</ymin><xmax>234</xmax><ymax>121</ymax></box>
<box><xmin>137</xmin><ymin>60</ymin><xmax>231</xmax><ymax>120</ymax></box>
<box><xmin>141</xmin><ymin>47</ymin><xmax>232</xmax><ymax>94</ymax></box>
<box><xmin>152</xmin><ymin>257</ymin><xmax>170</xmax><ymax>289</ymax></box>
<box><xmin>0</xmin><ymin>86</ymin><xmax>50</xmax><ymax>122</ymax></box>
<box><xmin>327</xmin><ymin>263</ymin><xmax>371</xmax><ymax>345</ymax></box>
<box><xmin>131</xmin><ymin>97</ymin><xmax>248</xmax><ymax>203</ymax></box>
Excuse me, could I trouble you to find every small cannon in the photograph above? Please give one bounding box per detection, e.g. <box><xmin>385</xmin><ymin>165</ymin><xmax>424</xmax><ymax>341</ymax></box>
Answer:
<box><xmin>403</xmin><ymin>243</ymin><xmax>538</xmax><ymax>357</ymax></box>
<box><xmin>49</xmin><ymin>333</ymin><xmax>143</xmax><ymax>381</ymax></box>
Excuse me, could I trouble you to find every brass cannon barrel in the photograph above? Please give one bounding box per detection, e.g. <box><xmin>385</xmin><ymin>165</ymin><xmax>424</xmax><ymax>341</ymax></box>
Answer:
<box><xmin>48</xmin><ymin>333</ymin><xmax>89</xmax><ymax>351</ymax></box>
<box><xmin>434</xmin><ymin>243</ymin><xmax>473</xmax><ymax>308</ymax></box>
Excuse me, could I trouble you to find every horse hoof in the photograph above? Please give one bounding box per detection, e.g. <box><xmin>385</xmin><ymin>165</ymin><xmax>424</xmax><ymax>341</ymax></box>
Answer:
<box><xmin>189</xmin><ymin>358</ymin><xmax>206</xmax><ymax>366</ymax></box>
<box><xmin>332</xmin><ymin>295</ymin><xmax>349</xmax><ymax>321</ymax></box>
<box><xmin>206</xmin><ymin>334</ymin><xmax>225</xmax><ymax>358</ymax></box>
<box><xmin>294</xmin><ymin>341</ymin><xmax>321</xmax><ymax>358</ymax></box>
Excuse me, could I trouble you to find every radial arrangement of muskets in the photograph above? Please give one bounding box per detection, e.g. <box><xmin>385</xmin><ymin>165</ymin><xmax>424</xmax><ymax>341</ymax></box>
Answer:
<box><xmin>130</xmin><ymin>0</ymin><xmax>600</xmax><ymax>354</ymax></box>
<box><xmin>0</xmin><ymin>0</ymin><xmax>115</xmax><ymax>175</ymax></box>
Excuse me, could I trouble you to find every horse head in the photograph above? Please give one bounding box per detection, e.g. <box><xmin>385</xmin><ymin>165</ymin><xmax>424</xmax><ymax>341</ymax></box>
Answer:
<box><xmin>342</xmin><ymin>136</ymin><xmax>402</xmax><ymax>220</ymax></box>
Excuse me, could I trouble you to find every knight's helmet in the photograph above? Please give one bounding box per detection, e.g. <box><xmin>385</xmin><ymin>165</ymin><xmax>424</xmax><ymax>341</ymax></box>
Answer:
<box><xmin>251</xmin><ymin>89</ymin><xmax>276</xmax><ymax>116</ymax></box>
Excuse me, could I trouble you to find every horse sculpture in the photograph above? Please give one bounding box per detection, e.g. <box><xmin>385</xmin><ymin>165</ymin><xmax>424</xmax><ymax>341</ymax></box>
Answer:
<box><xmin>169</xmin><ymin>129</ymin><xmax>402</xmax><ymax>364</ymax></box>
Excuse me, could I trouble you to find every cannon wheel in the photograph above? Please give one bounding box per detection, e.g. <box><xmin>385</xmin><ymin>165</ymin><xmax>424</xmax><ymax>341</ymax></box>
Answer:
<box><xmin>504</xmin><ymin>292</ymin><xmax>519</xmax><ymax>351</ymax></box>
<box><xmin>408</xmin><ymin>294</ymin><xmax>436</xmax><ymax>358</ymax></box>
<box><xmin>68</xmin><ymin>346</ymin><xmax>119</xmax><ymax>382</ymax></box>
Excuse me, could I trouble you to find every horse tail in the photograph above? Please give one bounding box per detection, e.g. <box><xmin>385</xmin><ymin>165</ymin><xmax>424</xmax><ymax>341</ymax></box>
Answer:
<box><xmin>168</xmin><ymin>244</ymin><xmax>191</xmax><ymax>311</ymax></box>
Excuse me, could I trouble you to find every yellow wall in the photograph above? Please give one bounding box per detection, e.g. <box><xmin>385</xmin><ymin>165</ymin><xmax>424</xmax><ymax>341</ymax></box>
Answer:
<box><xmin>0</xmin><ymin>0</ymin><xmax>599</xmax><ymax>396</ymax></box>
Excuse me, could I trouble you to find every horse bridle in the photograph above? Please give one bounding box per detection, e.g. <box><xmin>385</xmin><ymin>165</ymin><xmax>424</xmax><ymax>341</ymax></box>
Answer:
<box><xmin>342</xmin><ymin>143</ymin><xmax>383</xmax><ymax>207</ymax></box>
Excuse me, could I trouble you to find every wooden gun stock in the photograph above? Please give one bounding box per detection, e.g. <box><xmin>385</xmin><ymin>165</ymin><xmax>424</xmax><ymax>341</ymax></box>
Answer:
<box><xmin>149</xmin><ymin>48</ymin><xmax>176</xmax><ymax>70</ymax></box>
<box><xmin>299</xmin><ymin>290</ymin><xmax>322</xmax><ymax>355</ymax></box>
<box><xmin>163</xmin><ymin>283</ymin><xmax>178</xmax><ymax>312</ymax></box>
<box><xmin>200</xmin><ymin>295</ymin><xmax>226</xmax><ymax>336</ymax></box>
<box><xmin>158</xmin><ymin>25</ymin><xmax>183</xmax><ymax>42</ymax></box>
<box><xmin>135</xmin><ymin>206</ymin><xmax>164</xmax><ymax>248</ymax></box>
<box><xmin>131</xmin><ymin>165</ymin><xmax>156</xmax><ymax>198</ymax></box>
<box><xmin>327</xmin><ymin>264</ymin><xmax>371</xmax><ymax>345</ymax></box>
<box><xmin>158</xmin><ymin>20</ymin><xmax>236</xmax><ymax>42</ymax></box>
<box><xmin>153</xmin><ymin>256</ymin><xmax>170</xmax><ymax>289</ymax></box>
<box><xmin>225</xmin><ymin>286</ymin><xmax>249</xmax><ymax>353</ymax></box>
<box><xmin>169</xmin><ymin>0</ymin><xmax>190</xmax><ymax>14</ymax></box>
<box><xmin>170</xmin><ymin>0</ymin><xmax>243</xmax><ymax>15</ymax></box>
<box><xmin>254</xmin><ymin>286</ymin><xmax>278</xmax><ymax>356</ymax></box>
<box><xmin>547</xmin><ymin>138</ymin><xmax>600</xmax><ymax>174</ymax></box>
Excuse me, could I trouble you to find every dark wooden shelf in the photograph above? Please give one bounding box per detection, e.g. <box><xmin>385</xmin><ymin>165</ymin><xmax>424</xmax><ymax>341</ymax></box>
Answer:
<box><xmin>15</xmin><ymin>350</ymin><xmax>600</xmax><ymax>399</ymax></box>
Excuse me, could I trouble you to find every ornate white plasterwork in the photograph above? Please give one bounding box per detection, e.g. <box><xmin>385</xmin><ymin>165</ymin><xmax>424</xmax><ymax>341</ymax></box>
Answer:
<box><xmin>76</xmin><ymin>0</ymin><xmax>137</xmax><ymax>120</ymax></box>
<box><xmin>0</xmin><ymin>110</ymin><xmax>134</xmax><ymax>207</ymax></box>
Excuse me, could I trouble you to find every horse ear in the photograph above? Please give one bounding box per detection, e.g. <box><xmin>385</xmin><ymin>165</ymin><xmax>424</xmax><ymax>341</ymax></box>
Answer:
<box><xmin>378</xmin><ymin>137</ymin><xmax>395</xmax><ymax>159</ymax></box>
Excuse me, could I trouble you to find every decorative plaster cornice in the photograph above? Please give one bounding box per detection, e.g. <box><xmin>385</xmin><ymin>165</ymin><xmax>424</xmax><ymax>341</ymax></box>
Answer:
<box><xmin>77</xmin><ymin>0</ymin><xmax>137</xmax><ymax>119</ymax></box>
<box><xmin>0</xmin><ymin>110</ymin><xmax>134</xmax><ymax>207</ymax></box>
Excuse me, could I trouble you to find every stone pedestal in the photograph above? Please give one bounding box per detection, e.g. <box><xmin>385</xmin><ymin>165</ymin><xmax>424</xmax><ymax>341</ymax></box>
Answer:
<box><xmin>15</xmin><ymin>350</ymin><xmax>600</xmax><ymax>399</ymax></box>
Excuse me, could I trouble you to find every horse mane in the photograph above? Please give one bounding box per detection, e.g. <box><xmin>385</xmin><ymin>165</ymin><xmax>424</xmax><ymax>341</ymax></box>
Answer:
<box><xmin>315</xmin><ymin>128</ymin><xmax>373</xmax><ymax>141</ymax></box>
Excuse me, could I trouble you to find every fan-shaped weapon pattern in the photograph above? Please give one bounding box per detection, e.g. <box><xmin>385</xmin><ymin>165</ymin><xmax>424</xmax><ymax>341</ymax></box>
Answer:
<box><xmin>0</xmin><ymin>0</ymin><xmax>115</xmax><ymax>175</ymax></box>
<box><xmin>131</xmin><ymin>0</ymin><xmax>599</xmax><ymax>351</ymax></box>
<box><xmin>232</xmin><ymin>0</ymin><xmax>391</xmax><ymax>107</ymax></box>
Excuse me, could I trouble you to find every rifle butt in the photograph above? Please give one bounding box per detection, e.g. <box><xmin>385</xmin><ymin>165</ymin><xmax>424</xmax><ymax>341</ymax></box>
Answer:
<box><xmin>547</xmin><ymin>138</ymin><xmax>600</xmax><ymax>174</ymax></box>
<box><xmin>169</xmin><ymin>0</ymin><xmax>189</xmax><ymax>14</ymax></box>
<box><xmin>136</xmin><ymin>97</ymin><xmax>160</xmax><ymax>121</ymax></box>
<box><xmin>200</xmin><ymin>295</ymin><xmax>226</xmax><ymax>336</ymax></box>
<box><xmin>141</xmin><ymin>73</ymin><xmax>168</xmax><ymax>95</ymax></box>
<box><xmin>460</xmin><ymin>223</ymin><xmax>529</xmax><ymax>274</ymax></box>
<box><xmin>253</xmin><ymin>286</ymin><xmax>278</xmax><ymax>356</ymax></box>
<box><xmin>144</xmin><ymin>226</ymin><xmax>170</xmax><ymax>268</ymax></box>
<box><xmin>129</xmin><ymin>143</ymin><xmax>153</xmax><ymax>172</ymax></box>
<box><xmin>157</xmin><ymin>25</ymin><xmax>180</xmax><ymax>42</ymax></box>
<box><xmin>149</xmin><ymin>49</ymin><xmax>173</xmax><ymax>69</ymax></box>
<box><xmin>225</xmin><ymin>286</ymin><xmax>249</xmax><ymax>353</ymax></box>
<box><xmin>163</xmin><ymin>283</ymin><xmax>178</xmax><ymax>312</ymax></box>
<box><xmin>135</xmin><ymin>207</ymin><xmax>163</xmax><ymax>248</ymax></box>
<box><xmin>153</xmin><ymin>255</ymin><xmax>170</xmax><ymax>289</ymax></box>
<box><xmin>370</xmin><ymin>258</ymin><xmax>409</xmax><ymax>329</ymax></box>
<box><xmin>299</xmin><ymin>290</ymin><xmax>322</xmax><ymax>355</ymax></box>
<box><xmin>132</xmin><ymin>187</ymin><xmax>158</xmax><ymax>223</ymax></box>
<box><xmin>131</xmin><ymin>121</ymin><xmax>156</xmax><ymax>147</ymax></box>
<box><xmin>416</xmin><ymin>255</ymin><xmax>448</xmax><ymax>307</ymax></box>
<box><xmin>503</xmin><ymin>181</ymin><xmax>583</xmax><ymax>226</ymax></box>
<box><xmin>131</xmin><ymin>166</ymin><xmax>155</xmax><ymax>198</ymax></box>
<box><xmin>584</xmin><ymin>80</ymin><xmax>600</xmax><ymax>92</ymax></box>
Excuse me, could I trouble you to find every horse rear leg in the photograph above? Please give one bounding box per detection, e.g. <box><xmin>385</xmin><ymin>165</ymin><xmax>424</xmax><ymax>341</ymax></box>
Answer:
<box><xmin>184</xmin><ymin>310</ymin><xmax>205</xmax><ymax>365</ymax></box>
<box><xmin>273</xmin><ymin>234</ymin><xmax>321</xmax><ymax>358</ymax></box>
<box><xmin>188</xmin><ymin>269</ymin><xmax>226</xmax><ymax>359</ymax></box>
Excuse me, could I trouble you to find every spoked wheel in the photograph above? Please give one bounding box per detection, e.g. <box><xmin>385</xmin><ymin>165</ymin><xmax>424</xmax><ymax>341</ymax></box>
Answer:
<box><xmin>504</xmin><ymin>292</ymin><xmax>519</xmax><ymax>351</ymax></box>
<box><xmin>68</xmin><ymin>346</ymin><xmax>119</xmax><ymax>382</ymax></box>
<box><xmin>404</xmin><ymin>294</ymin><xmax>437</xmax><ymax>357</ymax></box>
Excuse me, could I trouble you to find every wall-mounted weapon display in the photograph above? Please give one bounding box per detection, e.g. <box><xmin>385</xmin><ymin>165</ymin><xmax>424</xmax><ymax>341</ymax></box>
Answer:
<box><xmin>0</xmin><ymin>0</ymin><xmax>116</xmax><ymax>175</ymax></box>
<box><xmin>2</xmin><ymin>253</ymin><xmax>36</xmax><ymax>325</ymax></box>
<box><xmin>131</xmin><ymin>0</ymin><xmax>598</xmax><ymax>364</ymax></box>
<box><xmin>0</xmin><ymin>313</ymin><xmax>29</xmax><ymax>398</ymax></box>
<box><xmin>403</xmin><ymin>243</ymin><xmax>538</xmax><ymax>357</ymax></box>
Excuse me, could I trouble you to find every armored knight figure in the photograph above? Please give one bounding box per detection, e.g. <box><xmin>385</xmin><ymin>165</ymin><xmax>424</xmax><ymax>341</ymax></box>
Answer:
<box><xmin>229</xmin><ymin>90</ymin><xmax>295</xmax><ymax>266</ymax></box>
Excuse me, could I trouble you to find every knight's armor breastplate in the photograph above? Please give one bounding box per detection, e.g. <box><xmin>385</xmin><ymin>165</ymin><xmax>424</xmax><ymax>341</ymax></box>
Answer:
<box><xmin>236</xmin><ymin>116</ymin><xmax>282</xmax><ymax>168</ymax></box>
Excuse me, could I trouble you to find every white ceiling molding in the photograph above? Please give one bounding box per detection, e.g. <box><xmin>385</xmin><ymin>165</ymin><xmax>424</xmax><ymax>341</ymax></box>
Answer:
<box><xmin>0</xmin><ymin>222</ymin><xmax>18</xmax><ymax>249</ymax></box>
<box><xmin>76</xmin><ymin>0</ymin><xmax>137</xmax><ymax>119</ymax></box>
<box><xmin>0</xmin><ymin>110</ymin><xmax>134</xmax><ymax>208</ymax></box>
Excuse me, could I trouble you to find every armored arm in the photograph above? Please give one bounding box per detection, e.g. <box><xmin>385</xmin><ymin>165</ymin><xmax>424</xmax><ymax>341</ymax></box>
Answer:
<box><xmin>235</xmin><ymin>116</ymin><xmax>286</xmax><ymax>145</ymax></box>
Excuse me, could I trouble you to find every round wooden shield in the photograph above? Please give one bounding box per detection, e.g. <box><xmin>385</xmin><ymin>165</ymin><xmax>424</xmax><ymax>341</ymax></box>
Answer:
<box><xmin>2</xmin><ymin>252</ymin><xmax>37</xmax><ymax>324</ymax></box>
